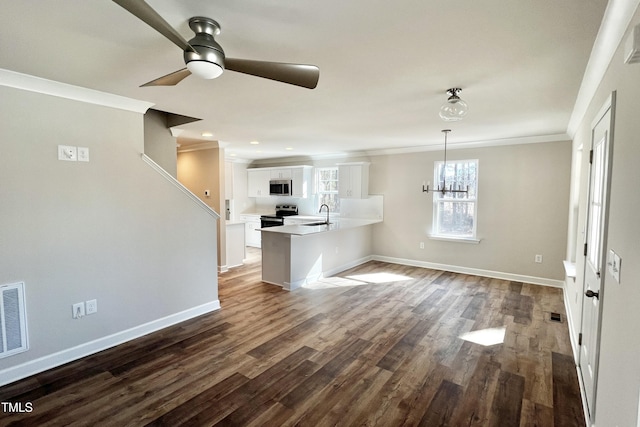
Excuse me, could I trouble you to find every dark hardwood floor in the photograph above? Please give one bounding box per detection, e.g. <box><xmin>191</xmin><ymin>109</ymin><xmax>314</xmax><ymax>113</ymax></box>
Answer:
<box><xmin>0</xmin><ymin>248</ymin><xmax>585</xmax><ymax>426</ymax></box>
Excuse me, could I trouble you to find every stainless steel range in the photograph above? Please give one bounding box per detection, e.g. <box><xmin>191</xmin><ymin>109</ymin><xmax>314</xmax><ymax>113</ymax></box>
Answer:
<box><xmin>260</xmin><ymin>205</ymin><xmax>298</xmax><ymax>228</ymax></box>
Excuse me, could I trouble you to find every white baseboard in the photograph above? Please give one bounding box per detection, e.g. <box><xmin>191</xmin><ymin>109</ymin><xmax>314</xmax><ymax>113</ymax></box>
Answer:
<box><xmin>0</xmin><ymin>300</ymin><xmax>221</xmax><ymax>387</ymax></box>
<box><xmin>562</xmin><ymin>280</ymin><xmax>591</xmax><ymax>426</ymax></box>
<box><xmin>372</xmin><ymin>255</ymin><xmax>565</xmax><ymax>288</ymax></box>
<box><xmin>562</xmin><ymin>281</ymin><xmax>581</xmax><ymax>362</ymax></box>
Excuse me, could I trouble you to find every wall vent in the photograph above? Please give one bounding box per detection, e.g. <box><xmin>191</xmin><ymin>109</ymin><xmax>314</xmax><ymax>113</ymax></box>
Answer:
<box><xmin>0</xmin><ymin>282</ymin><xmax>29</xmax><ymax>359</ymax></box>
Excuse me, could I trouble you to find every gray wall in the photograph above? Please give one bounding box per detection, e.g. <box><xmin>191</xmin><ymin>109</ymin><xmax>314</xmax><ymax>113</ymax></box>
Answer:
<box><xmin>144</xmin><ymin>109</ymin><xmax>177</xmax><ymax>177</ymax></box>
<box><xmin>370</xmin><ymin>141</ymin><xmax>571</xmax><ymax>281</ymax></box>
<box><xmin>566</xmin><ymin>6</ymin><xmax>640</xmax><ymax>426</ymax></box>
<box><xmin>0</xmin><ymin>86</ymin><xmax>219</xmax><ymax>375</ymax></box>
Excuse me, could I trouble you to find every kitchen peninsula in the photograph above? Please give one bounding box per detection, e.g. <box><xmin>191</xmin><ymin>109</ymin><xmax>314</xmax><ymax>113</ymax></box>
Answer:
<box><xmin>260</xmin><ymin>217</ymin><xmax>382</xmax><ymax>290</ymax></box>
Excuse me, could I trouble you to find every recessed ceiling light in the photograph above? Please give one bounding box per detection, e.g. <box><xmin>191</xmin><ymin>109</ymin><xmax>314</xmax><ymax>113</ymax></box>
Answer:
<box><xmin>201</xmin><ymin>132</ymin><xmax>214</xmax><ymax>137</ymax></box>
<box><xmin>250</xmin><ymin>140</ymin><xmax>260</xmax><ymax>145</ymax></box>
<box><xmin>285</xmin><ymin>147</ymin><xmax>293</xmax><ymax>151</ymax></box>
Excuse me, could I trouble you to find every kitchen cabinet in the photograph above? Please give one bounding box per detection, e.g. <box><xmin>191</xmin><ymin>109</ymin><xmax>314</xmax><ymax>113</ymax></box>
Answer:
<box><xmin>239</xmin><ymin>214</ymin><xmax>262</xmax><ymax>248</ymax></box>
<box><xmin>247</xmin><ymin>166</ymin><xmax>312</xmax><ymax>198</ymax></box>
<box><xmin>225</xmin><ymin>221</ymin><xmax>245</xmax><ymax>268</ymax></box>
<box><xmin>247</xmin><ymin>169</ymin><xmax>270</xmax><ymax>197</ymax></box>
<box><xmin>338</xmin><ymin>162</ymin><xmax>369</xmax><ymax>199</ymax></box>
<box><xmin>270</xmin><ymin>169</ymin><xmax>292</xmax><ymax>179</ymax></box>
<box><xmin>291</xmin><ymin>166</ymin><xmax>312</xmax><ymax>198</ymax></box>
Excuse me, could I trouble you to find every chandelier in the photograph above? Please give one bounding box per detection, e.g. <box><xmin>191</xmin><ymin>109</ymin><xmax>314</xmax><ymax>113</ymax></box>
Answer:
<box><xmin>422</xmin><ymin>129</ymin><xmax>469</xmax><ymax>195</ymax></box>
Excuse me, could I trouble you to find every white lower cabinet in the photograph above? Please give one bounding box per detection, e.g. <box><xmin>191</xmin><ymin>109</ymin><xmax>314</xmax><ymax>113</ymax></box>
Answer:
<box><xmin>239</xmin><ymin>214</ymin><xmax>262</xmax><ymax>248</ymax></box>
<box><xmin>225</xmin><ymin>222</ymin><xmax>245</xmax><ymax>268</ymax></box>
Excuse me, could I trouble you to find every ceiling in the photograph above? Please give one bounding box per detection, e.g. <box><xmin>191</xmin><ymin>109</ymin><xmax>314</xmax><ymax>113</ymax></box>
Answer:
<box><xmin>0</xmin><ymin>0</ymin><xmax>608</xmax><ymax>160</ymax></box>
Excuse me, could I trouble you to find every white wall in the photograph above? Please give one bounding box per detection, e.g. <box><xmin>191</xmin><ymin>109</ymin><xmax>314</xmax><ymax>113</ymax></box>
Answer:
<box><xmin>0</xmin><ymin>84</ymin><xmax>219</xmax><ymax>384</ymax></box>
<box><xmin>566</xmin><ymin>5</ymin><xmax>640</xmax><ymax>425</ymax></box>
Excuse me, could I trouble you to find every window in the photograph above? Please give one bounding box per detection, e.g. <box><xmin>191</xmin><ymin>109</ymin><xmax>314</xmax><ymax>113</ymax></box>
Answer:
<box><xmin>432</xmin><ymin>159</ymin><xmax>478</xmax><ymax>240</ymax></box>
<box><xmin>316</xmin><ymin>167</ymin><xmax>340</xmax><ymax>212</ymax></box>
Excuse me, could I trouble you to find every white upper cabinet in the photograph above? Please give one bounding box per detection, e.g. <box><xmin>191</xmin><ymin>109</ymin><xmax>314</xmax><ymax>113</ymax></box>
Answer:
<box><xmin>247</xmin><ymin>169</ymin><xmax>270</xmax><ymax>197</ymax></box>
<box><xmin>247</xmin><ymin>166</ymin><xmax>312</xmax><ymax>198</ymax></box>
<box><xmin>270</xmin><ymin>169</ymin><xmax>292</xmax><ymax>179</ymax></box>
<box><xmin>338</xmin><ymin>162</ymin><xmax>370</xmax><ymax>199</ymax></box>
<box><xmin>291</xmin><ymin>166</ymin><xmax>312</xmax><ymax>198</ymax></box>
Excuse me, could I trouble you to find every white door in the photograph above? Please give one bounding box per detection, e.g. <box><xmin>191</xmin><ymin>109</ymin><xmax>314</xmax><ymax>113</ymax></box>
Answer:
<box><xmin>579</xmin><ymin>93</ymin><xmax>615</xmax><ymax>421</ymax></box>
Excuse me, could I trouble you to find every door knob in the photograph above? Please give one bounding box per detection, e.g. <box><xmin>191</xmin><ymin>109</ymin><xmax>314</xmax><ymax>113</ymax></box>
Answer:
<box><xmin>585</xmin><ymin>290</ymin><xmax>600</xmax><ymax>299</ymax></box>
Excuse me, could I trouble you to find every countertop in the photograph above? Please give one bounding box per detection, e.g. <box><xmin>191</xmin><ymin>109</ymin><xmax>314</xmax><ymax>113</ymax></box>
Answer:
<box><xmin>260</xmin><ymin>218</ymin><xmax>382</xmax><ymax>236</ymax></box>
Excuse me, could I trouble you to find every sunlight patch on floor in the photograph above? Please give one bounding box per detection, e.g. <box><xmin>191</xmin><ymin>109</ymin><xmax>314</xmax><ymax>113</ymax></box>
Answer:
<box><xmin>304</xmin><ymin>277</ymin><xmax>368</xmax><ymax>289</ymax></box>
<box><xmin>304</xmin><ymin>271</ymin><xmax>413</xmax><ymax>289</ymax></box>
<box><xmin>346</xmin><ymin>272</ymin><xmax>413</xmax><ymax>284</ymax></box>
<box><xmin>459</xmin><ymin>327</ymin><xmax>506</xmax><ymax>346</ymax></box>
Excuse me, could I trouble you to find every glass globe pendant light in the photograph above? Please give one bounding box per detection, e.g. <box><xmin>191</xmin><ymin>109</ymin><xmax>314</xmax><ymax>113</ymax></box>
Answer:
<box><xmin>439</xmin><ymin>88</ymin><xmax>468</xmax><ymax>122</ymax></box>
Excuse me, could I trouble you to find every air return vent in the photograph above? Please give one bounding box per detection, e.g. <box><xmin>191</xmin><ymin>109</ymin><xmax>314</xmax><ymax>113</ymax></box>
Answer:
<box><xmin>0</xmin><ymin>282</ymin><xmax>29</xmax><ymax>359</ymax></box>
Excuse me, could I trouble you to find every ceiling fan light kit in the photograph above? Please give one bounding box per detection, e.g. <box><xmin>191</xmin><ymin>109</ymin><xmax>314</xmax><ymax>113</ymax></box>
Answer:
<box><xmin>112</xmin><ymin>0</ymin><xmax>319</xmax><ymax>89</ymax></box>
<box><xmin>439</xmin><ymin>87</ymin><xmax>468</xmax><ymax>122</ymax></box>
<box><xmin>184</xmin><ymin>17</ymin><xmax>225</xmax><ymax>79</ymax></box>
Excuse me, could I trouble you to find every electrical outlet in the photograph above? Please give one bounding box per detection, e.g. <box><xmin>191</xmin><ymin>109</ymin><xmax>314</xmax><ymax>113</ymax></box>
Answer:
<box><xmin>72</xmin><ymin>302</ymin><xmax>85</xmax><ymax>319</ymax></box>
<box><xmin>535</xmin><ymin>254</ymin><xmax>543</xmax><ymax>263</ymax></box>
<box><xmin>419</xmin><ymin>242</ymin><xmax>425</xmax><ymax>249</ymax></box>
<box><xmin>77</xmin><ymin>146</ymin><xmax>90</xmax><ymax>162</ymax></box>
<box><xmin>86</xmin><ymin>299</ymin><xmax>97</xmax><ymax>315</ymax></box>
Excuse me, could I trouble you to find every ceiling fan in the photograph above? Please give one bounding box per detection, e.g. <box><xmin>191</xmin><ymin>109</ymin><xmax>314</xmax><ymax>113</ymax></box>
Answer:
<box><xmin>112</xmin><ymin>0</ymin><xmax>320</xmax><ymax>89</ymax></box>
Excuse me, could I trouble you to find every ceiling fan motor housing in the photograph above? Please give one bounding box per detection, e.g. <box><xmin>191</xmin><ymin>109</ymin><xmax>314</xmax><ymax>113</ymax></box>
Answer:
<box><xmin>184</xmin><ymin>17</ymin><xmax>225</xmax><ymax>75</ymax></box>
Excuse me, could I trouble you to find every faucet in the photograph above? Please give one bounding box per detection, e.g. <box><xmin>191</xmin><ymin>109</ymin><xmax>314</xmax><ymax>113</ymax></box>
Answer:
<box><xmin>319</xmin><ymin>204</ymin><xmax>330</xmax><ymax>224</ymax></box>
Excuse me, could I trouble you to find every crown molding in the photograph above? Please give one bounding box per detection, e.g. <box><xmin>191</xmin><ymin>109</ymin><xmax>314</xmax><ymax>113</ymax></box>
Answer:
<box><xmin>567</xmin><ymin>0</ymin><xmax>640</xmax><ymax>137</ymax></box>
<box><xmin>364</xmin><ymin>133</ymin><xmax>570</xmax><ymax>156</ymax></box>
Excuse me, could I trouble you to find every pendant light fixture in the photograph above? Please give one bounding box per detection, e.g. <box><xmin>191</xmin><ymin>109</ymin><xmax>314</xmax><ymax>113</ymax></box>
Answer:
<box><xmin>422</xmin><ymin>129</ymin><xmax>469</xmax><ymax>195</ymax></box>
<box><xmin>439</xmin><ymin>88</ymin><xmax>468</xmax><ymax>122</ymax></box>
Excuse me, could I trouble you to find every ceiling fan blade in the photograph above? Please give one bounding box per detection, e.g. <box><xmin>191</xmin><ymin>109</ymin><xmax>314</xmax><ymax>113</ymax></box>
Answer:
<box><xmin>141</xmin><ymin>68</ymin><xmax>192</xmax><ymax>87</ymax></box>
<box><xmin>112</xmin><ymin>0</ymin><xmax>196</xmax><ymax>53</ymax></box>
<box><xmin>225</xmin><ymin>58</ymin><xmax>319</xmax><ymax>89</ymax></box>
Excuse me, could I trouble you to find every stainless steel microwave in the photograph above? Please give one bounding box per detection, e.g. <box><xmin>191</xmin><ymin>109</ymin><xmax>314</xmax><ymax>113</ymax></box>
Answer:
<box><xmin>269</xmin><ymin>179</ymin><xmax>292</xmax><ymax>196</ymax></box>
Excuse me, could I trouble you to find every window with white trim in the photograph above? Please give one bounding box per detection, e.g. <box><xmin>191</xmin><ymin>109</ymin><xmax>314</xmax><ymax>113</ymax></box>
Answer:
<box><xmin>316</xmin><ymin>167</ymin><xmax>340</xmax><ymax>212</ymax></box>
<box><xmin>432</xmin><ymin>159</ymin><xmax>478</xmax><ymax>239</ymax></box>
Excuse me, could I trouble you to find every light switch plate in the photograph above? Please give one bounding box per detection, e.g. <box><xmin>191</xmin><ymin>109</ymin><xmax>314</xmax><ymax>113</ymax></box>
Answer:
<box><xmin>608</xmin><ymin>249</ymin><xmax>622</xmax><ymax>283</ymax></box>
<box><xmin>613</xmin><ymin>252</ymin><xmax>621</xmax><ymax>283</ymax></box>
<box><xmin>58</xmin><ymin>145</ymin><xmax>77</xmax><ymax>161</ymax></box>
